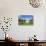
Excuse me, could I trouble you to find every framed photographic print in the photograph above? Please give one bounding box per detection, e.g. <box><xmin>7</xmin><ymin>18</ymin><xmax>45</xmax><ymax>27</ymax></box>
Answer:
<box><xmin>18</xmin><ymin>15</ymin><xmax>33</xmax><ymax>25</ymax></box>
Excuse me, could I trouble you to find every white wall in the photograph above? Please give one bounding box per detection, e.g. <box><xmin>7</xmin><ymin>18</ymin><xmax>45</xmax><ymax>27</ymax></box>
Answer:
<box><xmin>44</xmin><ymin>15</ymin><xmax>46</xmax><ymax>40</ymax></box>
<box><xmin>0</xmin><ymin>0</ymin><xmax>46</xmax><ymax>40</ymax></box>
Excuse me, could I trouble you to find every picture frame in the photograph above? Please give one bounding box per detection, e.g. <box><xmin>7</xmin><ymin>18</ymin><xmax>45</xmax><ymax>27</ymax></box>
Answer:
<box><xmin>18</xmin><ymin>15</ymin><xmax>33</xmax><ymax>25</ymax></box>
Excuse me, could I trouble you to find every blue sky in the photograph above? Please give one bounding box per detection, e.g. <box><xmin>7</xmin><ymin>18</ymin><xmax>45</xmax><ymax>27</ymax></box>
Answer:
<box><xmin>19</xmin><ymin>15</ymin><xmax>33</xmax><ymax>20</ymax></box>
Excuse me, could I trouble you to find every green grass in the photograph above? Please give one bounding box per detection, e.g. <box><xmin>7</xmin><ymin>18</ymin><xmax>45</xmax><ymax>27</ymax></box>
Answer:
<box><xmin>18</xmin><ymin>19</ymin><xmax>33</xmax><ymax>25</ymax></box>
